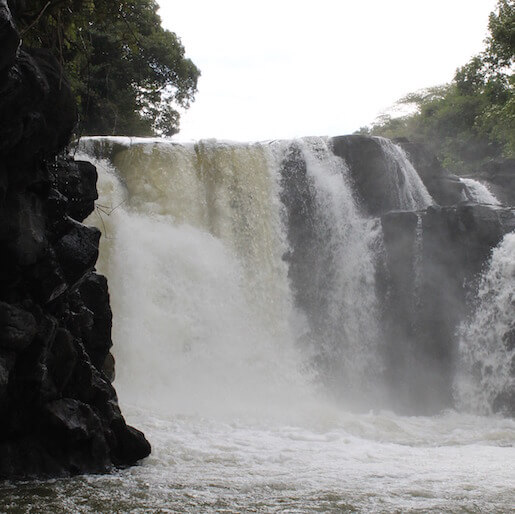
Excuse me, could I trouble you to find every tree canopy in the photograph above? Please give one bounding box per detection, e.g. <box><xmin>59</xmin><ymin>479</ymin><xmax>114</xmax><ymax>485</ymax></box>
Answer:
<box><xmin>361</xmin><ymin>0</ymin><xmax>514</xmax><ymax>173</ymax></box>
<box><xmin>14</xmin><ymin>0</ymin><xmax>200</xmax><ymax>136</ymax></box>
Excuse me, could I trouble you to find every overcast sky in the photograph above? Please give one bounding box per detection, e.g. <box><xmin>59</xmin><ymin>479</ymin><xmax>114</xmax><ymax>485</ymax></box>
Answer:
<box><xmin>158</xmin><ymin>0</ymin><xmax>498</xmax><ymax>142</ymax></box>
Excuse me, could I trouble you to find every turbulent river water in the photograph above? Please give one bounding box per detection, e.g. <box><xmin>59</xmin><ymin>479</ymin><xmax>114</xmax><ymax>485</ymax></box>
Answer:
<box><xmin>1</xmin><ymin>137</ymin><xmax>513</xmax><ymax>513</ymax></box>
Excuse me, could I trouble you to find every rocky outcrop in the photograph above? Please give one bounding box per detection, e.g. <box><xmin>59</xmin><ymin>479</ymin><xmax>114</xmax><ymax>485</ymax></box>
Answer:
<box><xmin>330</xmin><ymin>135</ymin><xmax>467</xmax><ymax>215</ymax></box>
<box><xmin>330</xmin><ymin>135</ymin><xmax>395</xmax><ymax>216</ymax></box>
<box><xmin>380</xmin><ymin>204</ymin><xmax>515</xmax><ymax>413</ymax></box>
<box><xmin>0</xmin><ymin>3</ymin><xmax>150</xmax><ymax>478</ymax></box>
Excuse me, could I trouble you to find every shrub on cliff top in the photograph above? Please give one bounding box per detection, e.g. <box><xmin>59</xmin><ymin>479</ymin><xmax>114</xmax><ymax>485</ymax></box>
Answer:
<box><xmin>361</xmin><ymin>0</ymin><xmax>514</xmax><ymax>174</ymax></box>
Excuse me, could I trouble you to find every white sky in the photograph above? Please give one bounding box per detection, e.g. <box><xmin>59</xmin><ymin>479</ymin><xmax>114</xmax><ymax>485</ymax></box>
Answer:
<box><xmin>158</xmin><ymin>0</ymin><xmax>498</xmax><ymax>142</ymax></box>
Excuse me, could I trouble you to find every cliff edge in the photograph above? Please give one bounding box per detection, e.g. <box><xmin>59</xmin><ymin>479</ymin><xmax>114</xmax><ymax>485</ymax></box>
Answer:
<box><xmin>0</xmin><ymin>0</ymin><xmax>150</xmax><ymax>478</ymax></box>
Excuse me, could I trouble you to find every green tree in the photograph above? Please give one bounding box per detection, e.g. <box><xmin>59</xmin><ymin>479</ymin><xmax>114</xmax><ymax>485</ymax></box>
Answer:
<box><xmin>15</xmin><ymin>0</ymin><xmax>200</xmax><ymax>136</ymax></box>
<box><xmin>365</xmin><ymin>0</ymin><xmax>514</xmax><ymax>173</ymax></box>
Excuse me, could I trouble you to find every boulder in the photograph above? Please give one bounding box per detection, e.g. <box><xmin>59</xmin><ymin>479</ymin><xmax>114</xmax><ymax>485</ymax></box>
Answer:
<box><xmin>55</xmin><ymin>221</ymin><xmax>100</xmax><ymax>285</ymax></box>
<box><xmin>0</xmin><ymin>302</ymin><xmax>37</xmax><ymax>351</ymax></box>
<box><xmin>331</xmin><ymin>135</ymin><xmax>395</xmax><ymax>216</ymax></box>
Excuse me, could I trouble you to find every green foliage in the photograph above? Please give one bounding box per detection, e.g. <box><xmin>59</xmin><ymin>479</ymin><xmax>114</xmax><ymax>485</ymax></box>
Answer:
<box><xmin>365</xmin><ymin>0</ymin><xmax>514</xmax><ymax>174</ymax></box>
<box><xmin>16</xmin><ymin>0</ymin><xmax>200</xmax><ymax>136</ymax></box>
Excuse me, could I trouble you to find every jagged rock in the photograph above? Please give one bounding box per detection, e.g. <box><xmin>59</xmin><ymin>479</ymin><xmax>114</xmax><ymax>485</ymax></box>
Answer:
<box><xmin>54</xmin><ymin>159</ymin><xmax>98</xmax><ymax>221</ymax></box>
<box><xmin>29</xmin><ymin>246</ymin><xmax>68</xmax><ymax>303</ymax></box>
<box><xmin>47</xmin><ymin>328</ymin><xmax>78</xmax><ymax>393</ymax></box>
<box><xmin>331</xmin><ymin>135</ymin><xmax>394</xmax><ymax>216</ymax></box>
<box><xmin>467</xmin><ymin>158</ymin><xmax>515</xmax><ymax>206</ymax></box>
<box><xmin>380</xmin><ymin>211</ymin><xmax>420</xmax><ymax>409</ymax></box>
<box><xmin>0</xmin><ymin>350</ymin><xmax>15</xmax><ymax>407</ymax></box>
<box><xmin>279</xmin><ymin>143</ymin><xmax>320</xmax><ymax>321</ymax></box>
<box><xmin>0</xmin><ymin>302</ymin><xmax>37</xmax><ymax>351</ymax></box>
<box><xmin>0</xmin><ymin>47</ymin><xmax>76</xmax><ymax>163</ymax></box>
<box><xmin>74</xmin><ymin>273</ymin><xmax>113</xmax><ymax>371</ymax></box>
<box><xmin>0</xmin><ymin>0</ymin><xmax>150</xmax><ymax>479</ymax></box>
<box><xmin>330</xmin><ymin>135</ymin><xmax>469</xmax><ymax>215</ymax></box>
<box><xmin>102</xmin><ymin>352</ymin><xmax>116</xmax><ymax>383</ymax></box>
<box><xmin>110</xmin><ymin>419</ymin><xmax>151</xmax><ymax>466</ymax></box>
<box><xmin>55</xmin><ymin>221</ymin><xmax>100</xmax><ymax>285</ymax></box>
<box><xmin>43</xmin><ymin>398</ymin><xmax>111</xmax><ymax>472</ymax></box>
<box><xmin>0</xmin><ymin>0</ymin><xmax>19</xmax><ymax>73</ymax></box>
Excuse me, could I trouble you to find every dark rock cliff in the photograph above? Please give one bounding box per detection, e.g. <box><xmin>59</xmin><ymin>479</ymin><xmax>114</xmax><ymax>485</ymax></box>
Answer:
<box><xmin>330</xmin><ymin>135</ymin><xmax>467</xmax><ymax>216</ymax></box>
<box><xmin>0</xmin><ymin>2</ymin><xmax>150</xmax><ymax>478</ymax></box>
<box><xmin>380</xmin><ymin>204</ymin><xmax>514</xmax><ymax>413</ymax></box>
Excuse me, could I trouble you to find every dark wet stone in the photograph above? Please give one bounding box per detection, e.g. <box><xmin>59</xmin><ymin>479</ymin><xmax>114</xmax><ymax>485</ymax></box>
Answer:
<box><xmin>0</xmin><ymin>0</ymin><xmax>150</xmax><ymax>479</ymax></box>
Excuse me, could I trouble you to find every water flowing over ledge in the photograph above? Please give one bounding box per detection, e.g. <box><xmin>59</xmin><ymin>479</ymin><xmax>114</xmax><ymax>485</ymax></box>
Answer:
<box><xmin>77</xmin><ymin>135</ymin><xmax>514</xmax><ymax>418</ymax></box>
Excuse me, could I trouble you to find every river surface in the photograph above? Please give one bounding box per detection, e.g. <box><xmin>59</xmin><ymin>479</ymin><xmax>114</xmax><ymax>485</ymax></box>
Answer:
<box><xmin>1</xmin><ymin>407</ymin><xmax>514</xmax><ymax>512</ymax></box>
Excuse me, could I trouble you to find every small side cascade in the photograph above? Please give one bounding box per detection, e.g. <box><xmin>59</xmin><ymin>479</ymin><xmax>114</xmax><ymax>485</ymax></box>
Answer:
<box><xmin>461</xmin><ymin>178</ymin><xmax>501</xmax><ymax>205</ymax></box>
<box><xmin>375</xmin><ymin>137</ymin><xmax>434</xmax><ymax>211</ymax></box>
<box><xmin>455</xmin><ymin>232</ymin><xmax>515</xmax><ymax>416</ymax></box>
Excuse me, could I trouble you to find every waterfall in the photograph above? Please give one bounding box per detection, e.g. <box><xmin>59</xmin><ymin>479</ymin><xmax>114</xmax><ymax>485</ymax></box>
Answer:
<box><xmin>276</xmin><ymin>137</ymin><xmax>383</xmax><ymax>405</ymax></box>
<box><xmin>80</xmin><ymin>136</ymin><xmax>385</xmax><ymax>413</ymax></box>
<box><xmin>80</xmin><ymin>139</ymin><xmax>314</xmax><ymax>419</ymax></box>
<box><xmin>375</xmin><ymin>137</ymin><xmax>434</xmax><ymax>210</ymax></box>
<box><xmin>461</xmin><ymin>177</ymin><xmax>500</xmax><ymax>205</ymax></box>
<box><xmin>79</xmin><ymin>136</ymin><xmax>512</xmax><ymax>418</ymax></box>
<box><xmin>455</xmin><ymin>232</ymin><xmax>515</xmax><ymax>415</ymax></box>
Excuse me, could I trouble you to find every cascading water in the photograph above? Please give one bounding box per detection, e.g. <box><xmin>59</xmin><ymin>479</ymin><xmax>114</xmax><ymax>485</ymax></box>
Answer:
<box><xmin>275</xmin><ymin>137</ymin><xmax>383</xmax><ymax>404</ymax></box>
<box><xmin>455</xmin><ymin>232</ymin><xmax>515</xmax><ymax>415</ymax></box>
<box><xmin>461</xmin><ymin>177</ymin><xmax>501</xmax><ymax>205</ymax></box>
<box><xmin>375</xmin><ymin>137</ymin><xmax>433</xmax><ymax>211</ymax></box>
<box><xmin>79</xmin><ymin>135</ymin><xmax>386</xmax><ymax>413</ymax></box>
<box><xmin>5</xmin><ymin>136</ymin><xmax>512</xmax><ymax>512</ymax></box>
<box><xmin>79</xmin><ymin>139</ymin><xmax>315</xmax><ymax>419</ymax></box>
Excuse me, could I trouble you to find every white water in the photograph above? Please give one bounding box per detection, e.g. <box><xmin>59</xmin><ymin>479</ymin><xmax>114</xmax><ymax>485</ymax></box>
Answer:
<box><xmin>456</xmin><ymin>232</ymin><xmax>515</xmax><ymax>415</ymax></box>
<box><xmin>80</xmin><ymin>140</ymin><xmax>315</xmax><ymax>419</ymax></box>
<box><xmin>461</xmin><ymin>177</ymin><xmax>501</xmax><ymax>205</ymax></box>
<box><xmin>375</xmin><ymin>137</ymin><xmax>434</xmax><ymax>211</ymax></box>
<box><xmin>279</xmin><ymin>138</ymin><xmax>383</xmax><ymax>404</ymax></box>
<box><xmin>3</xmin><ymin>137</ymin><xmax>511</xmax><ymax>512</ymax></box>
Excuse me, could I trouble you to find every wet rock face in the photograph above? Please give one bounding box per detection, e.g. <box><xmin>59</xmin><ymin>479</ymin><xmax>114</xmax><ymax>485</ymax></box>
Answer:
<box><xmin>380</xmin><ymin>204</ymin><xmax>515</xmax><ymax>414</ymax></box>
<box><xmin>330</xmin><ymin>135</ymin><xmax>467</xmax><ymax>214</ymax></box>
<box><xmin>0</xmin><ymin>4</ymin><xmax>150</xmax><ymax>479</ymax></box>
<box><xmin>330</xmin><ymin>135</ymin><xmax>394</xmax><ymax>216</ymax></box>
